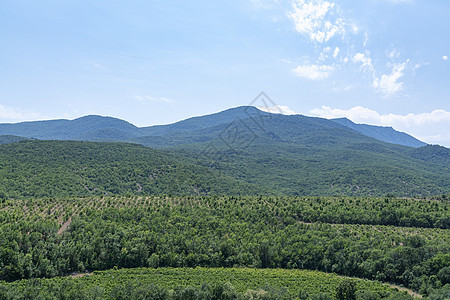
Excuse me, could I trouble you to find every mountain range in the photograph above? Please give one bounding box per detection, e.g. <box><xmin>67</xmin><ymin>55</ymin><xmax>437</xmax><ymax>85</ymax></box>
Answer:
<box><xmin>0</xmin><ymin>106</ymin><xmax>426</xmax><ymax>148</ymax></box>
<box><xmin>0</xmin><ymin>106</ymin><xmax>448</xmax><ymax>197</ymax></box>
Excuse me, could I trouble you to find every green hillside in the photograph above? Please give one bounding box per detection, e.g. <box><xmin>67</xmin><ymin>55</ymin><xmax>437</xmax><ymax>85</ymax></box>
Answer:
<box><xmin>1</xmin><ymin>107</ymin><xmax>448</xmax><ymax>197</ymax></box>
<box><xmin>0</xmin><ymin>137</ymin><xmax>448</xmax><ymax>198</ymax></box>
<box><xmin>0</xmin><ymin>109</ymin><xmax>449</xmax><ymax>299</ymax></box>
<box><xmin>0</xmin><ymin>140</ymin><xmax>263</xmax><ymax>199</ymax></box>
<box><xmin>161</xmin><ymin>114</ymin><xmax>449</xmax><ymax>197</ymax></box>
<box><xmin>0</xmin><ymin>135</ymin><xmax>31</xmax><ymax>144</ymax></box>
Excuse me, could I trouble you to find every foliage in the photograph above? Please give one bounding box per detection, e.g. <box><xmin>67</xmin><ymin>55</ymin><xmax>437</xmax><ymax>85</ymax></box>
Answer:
<box><xmin>0</xmin><ymin>267</ymin><xmax>411</xmax><ymax>299</ymax></box>
<box><xmin>0</xmin><ymin>195</ymin><xmax>448</xmax><ymax>294</ymax></box>
<box><xmin>0</xmin><ymin>141</ymin><xmax>263</xmax><ymax>199</ymax></box>
<box><xmin>335</xmin><ymin>279</ymin><xmax>356</xmax><ymax>300</ymax></box>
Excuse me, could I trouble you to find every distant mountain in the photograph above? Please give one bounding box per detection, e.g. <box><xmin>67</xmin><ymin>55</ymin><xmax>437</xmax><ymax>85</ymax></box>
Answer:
<box><xmin>0</xmin><ymin>107</ymin><xmax>427</xmax><ymax>148</ymax></box>
<box><xmin>139</xmin><ymin>106</ymin><xmax>271</xmax><ymax>136</ymax></box>
<box><xmin>331</xmin><ymin>117</ymin><xmax>426</xmax><ymax>148</ymax></box>
<box><xmin>155</xmin><ymin>112</ymin><xmax>448</xmax><ymax>197</ymax></box>
<box><xmin>1</xmin><ymin>107</ymin><xmax>448</xmax><ymax>197</ymax></box>
<box><xmin>0</xmin><ymin>115</ymin><xmax>139</xmax><ymax>141</ymax></box>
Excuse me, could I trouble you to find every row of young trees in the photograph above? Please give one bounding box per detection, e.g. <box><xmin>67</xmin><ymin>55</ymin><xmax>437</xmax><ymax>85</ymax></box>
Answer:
<box><xmin>0</xmin><ymin>279</ymin><xmax>422</xmax><ymax>300</ymax></box>
<box><xmin>1</xmin><ymin>196</ymin><xmax>449</xmax><ymax>296</ymax></box>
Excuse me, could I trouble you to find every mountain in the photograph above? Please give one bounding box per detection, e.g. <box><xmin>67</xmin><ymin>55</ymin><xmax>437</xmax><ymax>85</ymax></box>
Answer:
<box><xmin>407</xmin><ymin>144</ymin><xmax>450</xmax><ymax>165</ymax></box>
<box><xmin>0</xmin><ymin>115</ymin><xmax>140</xmax><ymax>141</ymax></box>
<box><xmin>139</xmin><ymin>106</ymin><xmax>271</xmax><ymax>136</ymax></box>
<box><xmin>0</xmin><ymin>107</ymin><xmax>426</xmax><ymax>147</ymax></box>
<box><xmin>155</xmin><ymin>112</ymin><xmax>448</xmax><ymax>196</ymax></box>
<box><xmin>331</xmin><ymin>117</ymin><xmax>426</xmax><ymax>148</ymax></box>
<box><xmin>0</xmin><ymin>107</ymin><xmax>448</xmax><ymax>197</ymax></box>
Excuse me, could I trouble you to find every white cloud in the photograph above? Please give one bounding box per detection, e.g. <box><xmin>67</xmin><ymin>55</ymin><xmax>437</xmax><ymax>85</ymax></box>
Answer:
<box><xmin>388</xmin><ymin>49</ymin><xmax>400</xmax><ymax>59</ymax></box>
<box><xmin>134</xmin><ymin>95</ymin><xmax>172</xmax><ymax>103</ymax></box>
<box><xmin>286</xmin><ymin>0</ymin><xmax>415</xmax><ymax>95</ymax></box>
<box><xmin>309</xmin><ymin>105</ymin><xmax>450</xmax><ymax>146</ymax></box>
<box><xmin>444</xmin><ymin>56</ymin><xmax>448</xmax><ymax>61</ymax></box>
<box><xmin>292</xmin><ymin>64</ymin><xmax>334</xmax><ymax>80</ymax></box>
<box><xmin>288</xmin><ymin>0</ymin><xmax>345</xmax><ymax>43</ymax></box>
<box><xmin>310</xmin><ymin>105</ymin><xmax>450</xmax><ymax>125</ymax></box>
<box><xmin>258</xmin><ymin>105</ymin><xmax>297</xmax><ymax>115</ymax></box>
<box><xmin>363</xmin><ymin>31</ymin><xmax>369</xmax><ymax>47</ymax></box>
<box><xmin>373</xmin><ymin>60</ymin><xmax>408</xmax><ymax>95</ymax></box>
<box><xmin>0</xmin><ymin>104</ymin><xmax>45</xmax><ymax>122</ymax></box>
<box><xmin>353</xmin><ymin>52</ymin><xmax>373</xmax><ymax>71</ymax></box>
<box><xmin>333</xmin><ymin>47</ymin><xmax>340</xmax><ymax>58</ymax></box>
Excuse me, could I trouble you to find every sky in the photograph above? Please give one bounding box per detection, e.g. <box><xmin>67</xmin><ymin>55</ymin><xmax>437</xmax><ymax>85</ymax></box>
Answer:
<box><xmin>0</xmin><ymin>0</ymin><xmax>449</xmax><ymax>146</ymax></box>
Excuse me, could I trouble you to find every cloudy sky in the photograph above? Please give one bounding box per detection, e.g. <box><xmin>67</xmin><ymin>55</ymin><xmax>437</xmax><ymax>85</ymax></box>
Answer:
<box><xmin>1</xmin><ymin>0</ymin><xmax>449</xmax><ymax>146</ymax></box>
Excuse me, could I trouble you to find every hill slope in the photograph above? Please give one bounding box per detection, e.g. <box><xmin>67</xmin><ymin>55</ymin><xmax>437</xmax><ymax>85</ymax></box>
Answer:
<box><xmin>142</xmin><ymin>111</ymin><xmax>449</xmax><ymax>196</ymax></box>
<box><xmin>332</xmin><ymin>117</ymin><xmax>426</xmax><ymax>148</ymax></box>
<box><xmin>0</xmin><ymin>140</ymin><xmax>263</xmax><ymax>199</ymax></box>
<box><xmin>0</xmin><ymin>135</ymin><xmax>31</xmax><ymax>144</ymax></box>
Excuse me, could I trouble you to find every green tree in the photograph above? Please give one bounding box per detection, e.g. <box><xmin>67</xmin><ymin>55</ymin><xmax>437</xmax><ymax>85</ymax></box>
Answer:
<box><xmin>335</xmin><ymin>279</ymin><xmax>356</xmax><ymax>300</ymax></box>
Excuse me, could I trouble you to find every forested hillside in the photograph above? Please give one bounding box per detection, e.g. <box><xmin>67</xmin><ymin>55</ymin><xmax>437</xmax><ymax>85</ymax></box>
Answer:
<box><xmin>1</xmin><ymin>107</ymin><xmax>448</xmax><ymax>197</ymax></box>
<box><xmin>160</xmin><ymin>113</ymin><xmax>449</xmax><ymax>197</ymax></box>
<box><xmin>0</xmin><ymin>138</ymin><xmax>448</xmax><ymax>199</ymax></box>
<box><xmin>331</xmin><ymin>118</ymin><xmax>426</xmax><ymax>148</ymax></box>
<box><xmin>0</xmin><ymin>141</ymin><xmax>263</xmax><ymax>199</ymax></box>
<box><xmin>0</xmin><ymin>195</ymin><xmax>448</xmax><ymax>298</ymax></box>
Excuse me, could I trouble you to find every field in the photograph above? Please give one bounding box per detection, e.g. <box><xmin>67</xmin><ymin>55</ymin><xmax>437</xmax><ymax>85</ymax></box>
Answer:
<box><xmin>0</xmin><ymin>267</ymin><xmax>410</xmax><ymax>299</ymax></box>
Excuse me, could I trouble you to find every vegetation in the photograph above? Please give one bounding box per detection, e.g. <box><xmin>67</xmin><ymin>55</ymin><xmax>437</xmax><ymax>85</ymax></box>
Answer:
<box><xmin>0</xmin><ymin>141</ymin><xmax>264</xmax><ymax>199</ymax></box>
<box><xmin>0</xmin><ymin>139</ymin><xmax>448</xmax><ymax>200</ymax></box>
<box><xmin>0</xmin><ymin>111</ymin><xmax>449</xmax><ymax>298</ymax></box>
<box><xmin>0</xmin><ymin>135</ymin><xmax>31</xmax><ymax>145</ymax></box>
<box><xmin>0</xmin><ymin>195</ymin><xmax>448</xmax><ymax>297</ymax></box>
<box><xmin>0</xmin><ymin>267</ymin><xmax>417</xmax><ymax>299</ymax></box>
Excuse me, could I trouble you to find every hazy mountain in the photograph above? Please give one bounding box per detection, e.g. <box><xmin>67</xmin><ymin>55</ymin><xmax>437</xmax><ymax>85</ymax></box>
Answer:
<box><xmin>0</xmin><ymin>115</ymin><xmax>139</xmax><ymax>140</ymax></box>
<box><xmin>331</xmin><ymin>117</ymin><xmax>426</xmax><ymax>148</ymax></box>
<box><xmin>1</xmin><ymin>107</ymin><xmax>448</xmax><ymax>197</ymax></box>
<box><xmin>0</xmin><ymin>107</ymin><xmax>427</xmax><ymax>148</ymax></box>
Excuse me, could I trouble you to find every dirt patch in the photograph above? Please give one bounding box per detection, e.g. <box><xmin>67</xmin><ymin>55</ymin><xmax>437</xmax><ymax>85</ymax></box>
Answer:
<box><xmin>388</xmin><ymin>284</ymin><xmax>422</xmax><ymax>298</ymax></box>
<box><xmin>57</xmin><ymin>217</ymin><xmax>72</xmax><ymax>235</ymax></box>
<box><xmin>71</xmin><ymin>272</ymin><xmax>93</xmax><ymax>279</ymax></box>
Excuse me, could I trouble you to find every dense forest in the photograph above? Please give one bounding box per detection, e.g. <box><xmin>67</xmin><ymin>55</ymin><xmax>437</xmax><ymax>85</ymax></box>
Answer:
<box><xmin>0</xmin><ymin>141</ymin><xmax>264</xmax><ymax>199</ymax></box>
<box><xmin>0</xmin><ymin>195</ymin><xmax>449</xmax><ymax>298</ymax></box>
<box><xmin>0</xmin><ymin>140</ymin><xmax>449</xmax><ymax>199</ymax></box>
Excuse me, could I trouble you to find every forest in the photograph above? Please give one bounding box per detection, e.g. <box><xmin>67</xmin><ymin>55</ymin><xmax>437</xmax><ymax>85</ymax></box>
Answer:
<box><xmin>0</xmin><ymin>195</ymin><xmax>449</xmax><ymax>299</ymax></box>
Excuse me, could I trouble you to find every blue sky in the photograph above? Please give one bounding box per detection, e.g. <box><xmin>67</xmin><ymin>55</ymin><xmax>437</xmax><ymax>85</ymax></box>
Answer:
<box><xmin>1</xmin><ymin>0</ymin><xmax>449</xmax><ymax>146</ymax></box>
